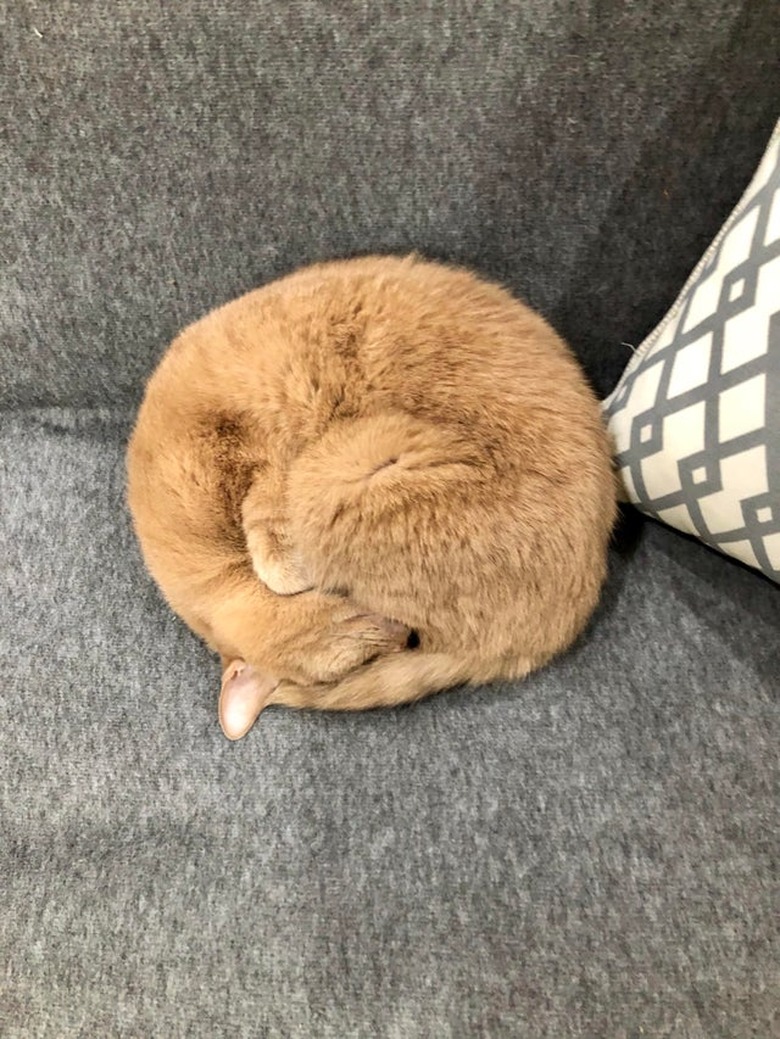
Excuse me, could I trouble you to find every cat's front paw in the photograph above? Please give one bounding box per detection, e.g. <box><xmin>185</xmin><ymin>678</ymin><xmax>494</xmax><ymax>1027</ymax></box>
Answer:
<box><xmin>246</xmin><ymin>526</ymin><xmax>313</xmax><ymax>596</ymax></box>
<box><xmin>302</xmin><ymin>611</ymin><xmax>411</xmax><ymax>684</ymax></box>
<box><xmin>253</xmin><ymin>549</ymin><xmax>313</xmax><ymax>596</ymax></box>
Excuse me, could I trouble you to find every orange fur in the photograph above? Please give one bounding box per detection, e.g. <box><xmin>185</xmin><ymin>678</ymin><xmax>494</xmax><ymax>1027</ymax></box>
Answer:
<box><xmin>127</xmin><ymin>255</ymin><xmax>616</xmax><ymax>716</ymax></box>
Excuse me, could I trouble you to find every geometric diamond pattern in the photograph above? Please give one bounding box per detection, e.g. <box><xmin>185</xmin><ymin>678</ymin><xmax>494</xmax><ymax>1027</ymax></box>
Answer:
<box><xmin>604</xmin><ymin>120</ymin><xmax>780</xmax><ymax>583</ymax></box>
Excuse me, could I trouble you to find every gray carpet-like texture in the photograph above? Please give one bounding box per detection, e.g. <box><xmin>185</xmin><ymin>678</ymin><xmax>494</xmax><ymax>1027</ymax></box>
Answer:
<box><xmin>2</xmin><ymin>410</ymin><xmax>779</xmax><ymax>1037</ymax></box>
<box><xmin>2</xmin><ymin>0</ymin><xmax>779</xmax><ymax>406</ymax></box>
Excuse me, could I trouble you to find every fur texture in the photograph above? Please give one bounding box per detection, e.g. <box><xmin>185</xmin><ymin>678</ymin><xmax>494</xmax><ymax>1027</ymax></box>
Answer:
<box><xmin>127</xmin><ymin>256</ymin><xmax>616</xmax><ymax>725</ymax></box>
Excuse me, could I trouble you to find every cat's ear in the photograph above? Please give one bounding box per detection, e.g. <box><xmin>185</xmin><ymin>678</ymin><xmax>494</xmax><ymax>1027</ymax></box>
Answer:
<box><xmin>219</xmin><ymin>660</ymin><xmax>279</xmax><ymax>740</ymax></box>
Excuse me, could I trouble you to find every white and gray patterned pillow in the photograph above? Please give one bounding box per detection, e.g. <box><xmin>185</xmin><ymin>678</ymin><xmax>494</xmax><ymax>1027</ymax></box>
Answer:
<box><xmin>604</xmin><ymin>120</ymin><xmax>780</xmax><ymax>582</ymax></box>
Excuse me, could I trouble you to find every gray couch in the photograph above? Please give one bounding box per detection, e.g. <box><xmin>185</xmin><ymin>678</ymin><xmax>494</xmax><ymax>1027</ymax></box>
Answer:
<box><xmin>3</xmin><ymin>3</ymin><xmax>779</xmax><ymax>1036</ymax></box>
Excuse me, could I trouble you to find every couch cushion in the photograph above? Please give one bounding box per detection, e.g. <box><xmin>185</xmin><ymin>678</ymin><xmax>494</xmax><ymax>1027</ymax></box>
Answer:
<box><xmin>2</xmin><ymin>1</ymin><xmax>779</xmax><ymax>408</ymax></box>
<box><xmin>2</xmin><ymin>410</ymin><xmax>778</xmax><ymax>1037</ymax></box>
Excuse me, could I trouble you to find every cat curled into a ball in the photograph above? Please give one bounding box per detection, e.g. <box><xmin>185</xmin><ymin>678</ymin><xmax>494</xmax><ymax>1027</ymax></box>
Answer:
<box><xmin>127</xmin><ymin>256</ymin><xmax>616</xmax><ymax>739</ymax></box>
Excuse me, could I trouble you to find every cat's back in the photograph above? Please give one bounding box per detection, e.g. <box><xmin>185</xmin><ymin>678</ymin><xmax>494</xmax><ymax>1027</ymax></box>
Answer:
<box><xmin>131</xmin><ymin>255</ymin><xmax>609</xmax><ymax>500</ymax></box>
<box><xmin>141</xmin><ymin>253</ymin><xmax>578</xmax><ymax>388</ymax></box>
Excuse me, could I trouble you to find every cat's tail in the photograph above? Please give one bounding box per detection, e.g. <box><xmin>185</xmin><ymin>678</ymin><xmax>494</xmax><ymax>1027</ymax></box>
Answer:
<box><xmin>269</xmin><ymin>650</ymin><xmax>488</xmax><ymax>712</ymax></box>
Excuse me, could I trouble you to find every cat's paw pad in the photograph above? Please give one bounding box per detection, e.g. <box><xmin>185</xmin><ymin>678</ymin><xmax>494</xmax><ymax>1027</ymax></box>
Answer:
<box><xmin>306</xmin><ymin>612</ymin><xmax>411</xmax><ymax>682</ymax></box>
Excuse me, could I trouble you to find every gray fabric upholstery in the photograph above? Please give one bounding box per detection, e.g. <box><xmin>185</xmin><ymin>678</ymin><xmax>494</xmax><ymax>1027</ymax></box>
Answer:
<box><xmin>3</xmin><ymin>410</ymin><xmax>779</xmax><ymax>1037</ymax></box>
<box><xmin>2</xmin><ymin>0</ymin><xmax>779</xmax><ymax>407</ymax></box>
<box><xmin>2</xmin><ymin>3</ymin><xmax>779</xmax><ymax>1037</ymax></box>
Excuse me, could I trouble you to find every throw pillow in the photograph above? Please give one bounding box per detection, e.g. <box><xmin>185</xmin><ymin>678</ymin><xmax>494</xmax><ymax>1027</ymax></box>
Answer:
<box><xmin>604</xmin><ymin>120</ymin><xmax>780</xmax><ymax>582</ymax></box>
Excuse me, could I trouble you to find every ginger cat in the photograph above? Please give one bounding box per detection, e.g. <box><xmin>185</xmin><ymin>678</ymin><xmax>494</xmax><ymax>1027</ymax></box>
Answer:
<box><xmin>127</xmin><ymin>256</ymin><xmax>616</xmax><ymax>739</ymax></box>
